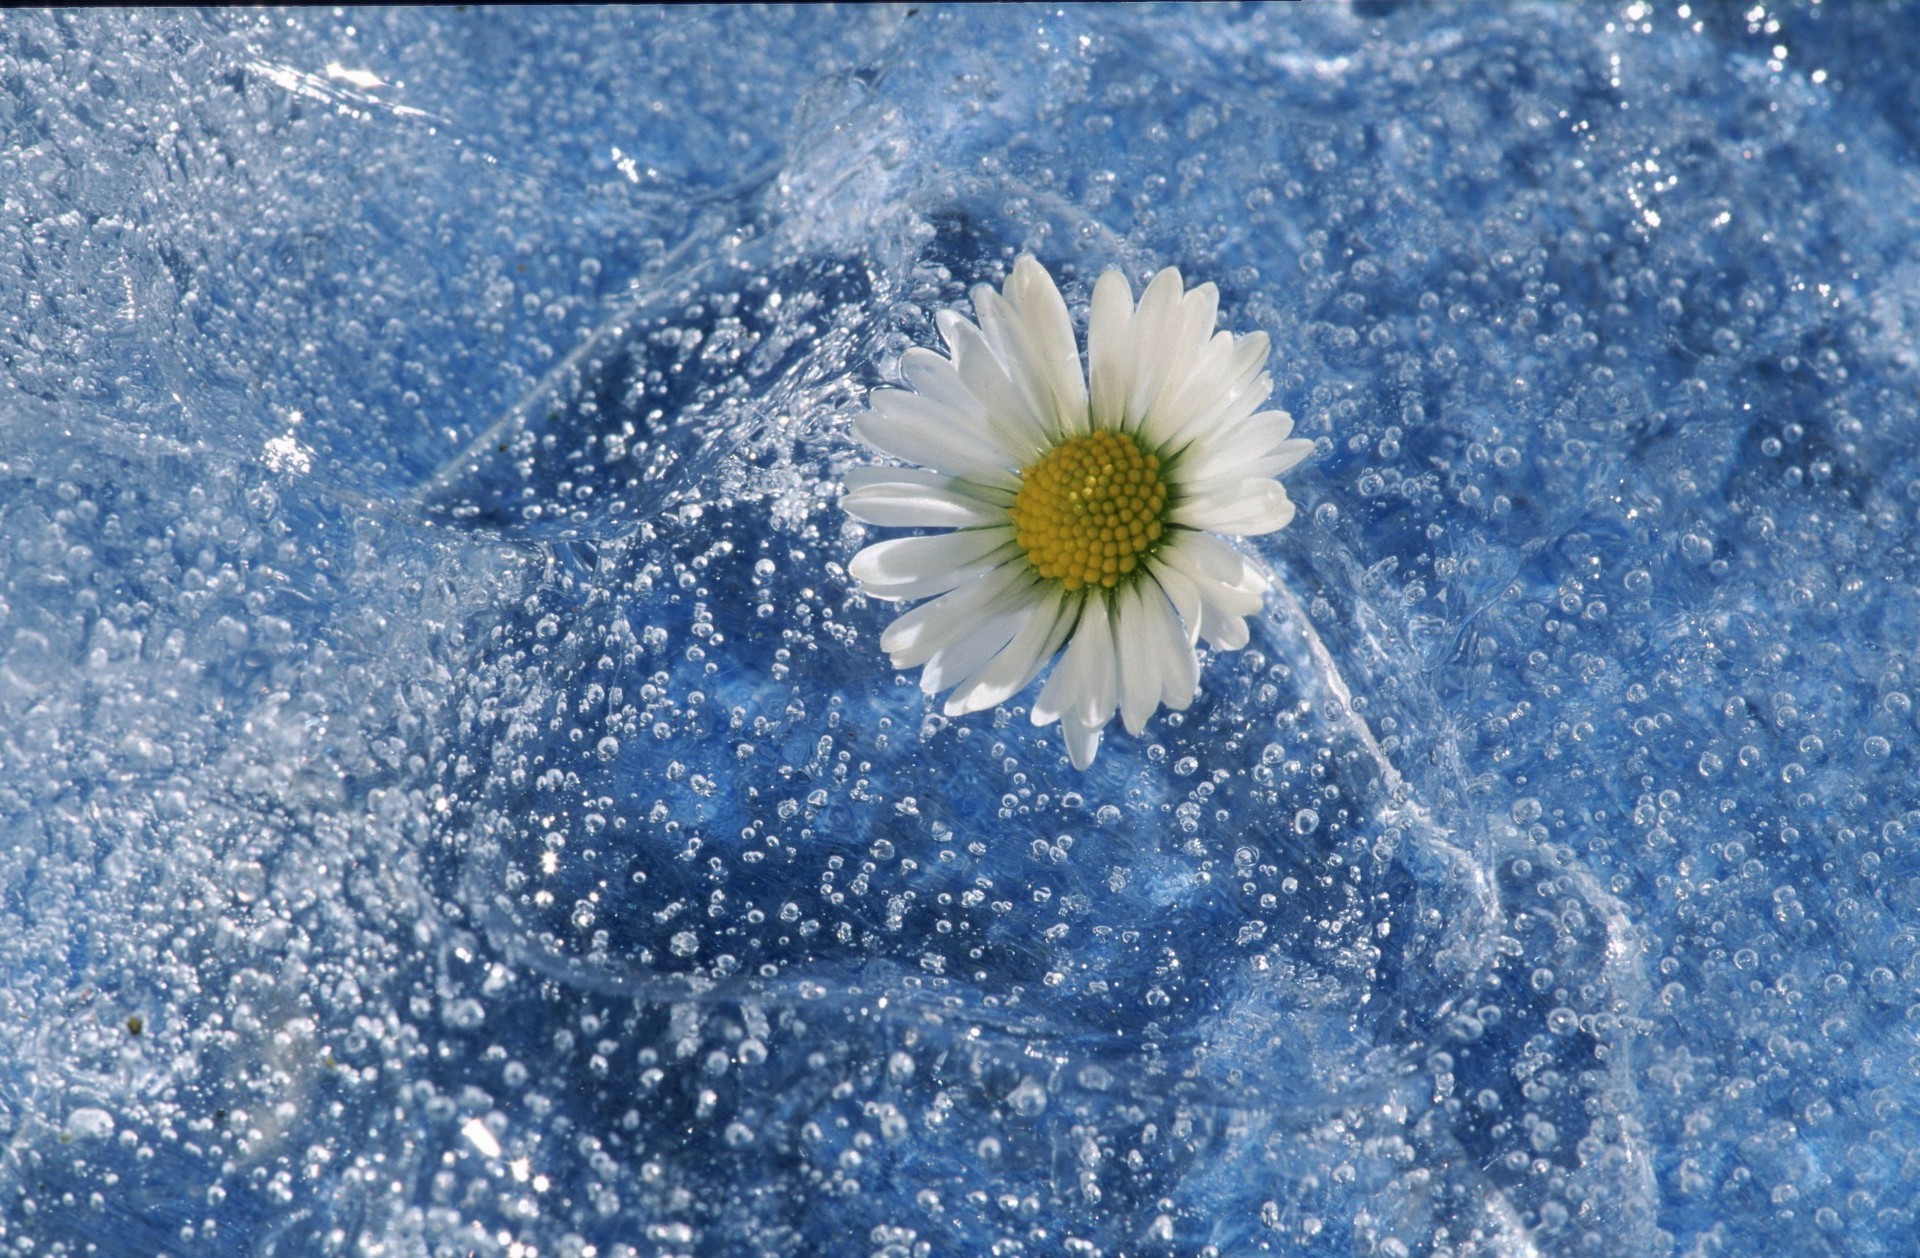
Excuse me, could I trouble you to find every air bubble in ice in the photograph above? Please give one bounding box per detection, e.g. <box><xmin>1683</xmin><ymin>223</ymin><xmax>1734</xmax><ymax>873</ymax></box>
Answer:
<box><xmin>65</xmin><ymin>1108</ymin><xmax>114</xmax><ymax>1141</ymax></box>
<box><xmin>1006</xmin><ymin>1078</ymin><xmax>1048</xmax><ymax>1117</ymax></box>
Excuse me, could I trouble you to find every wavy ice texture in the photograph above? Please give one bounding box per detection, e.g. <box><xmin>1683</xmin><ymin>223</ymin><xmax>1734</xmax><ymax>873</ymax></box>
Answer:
<box><xmin>7</xmin><ymin>5</ymin><xmax>1920</xmax><ymax>1257</ymax></box>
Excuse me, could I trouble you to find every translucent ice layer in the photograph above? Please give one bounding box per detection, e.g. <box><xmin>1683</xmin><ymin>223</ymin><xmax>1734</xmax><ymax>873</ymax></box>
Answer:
<box><xmin>5</xmin><ymin>5</ymin><xmax>1920</xmax><ymax>1255</ymax></box>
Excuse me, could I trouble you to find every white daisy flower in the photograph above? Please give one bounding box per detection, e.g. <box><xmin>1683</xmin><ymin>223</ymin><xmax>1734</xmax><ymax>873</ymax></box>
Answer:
<box><xmin>843</xmin><ymin>256</ymin><xmax>1313</xmax><ymax>769</ymax></box>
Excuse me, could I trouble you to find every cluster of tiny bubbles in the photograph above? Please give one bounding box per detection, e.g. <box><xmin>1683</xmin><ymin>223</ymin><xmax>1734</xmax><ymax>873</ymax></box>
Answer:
<box><xmin>11</xmin><ymin>2</ymin><xmax>1920</xmax><ymax>1253</ymax></box>
<box><xmin>422</xmin><ymin>250</ymin><xmax>880</xmax><ymax>541</ymax></box>
<box><xmin>1010</xmin><ymin>428</ymin><xmax>1168</xmax><ymax>590</ymax></box>
<box><xmin>0</xmin><ymin>408</ymin><xmax>502</xmax><ymax>1248</ymax></box>
<box><xmin>1226</xmin><ymin>2</ymin><xmax>1920</xmax><ymax>1244</ymax></box>
<box><xmin>422</xmin><ymin>355</ymin><xmax>1530</xmax><ymax>1247</ymax></box>
<box><xmin>0</xmin><ymin>6</ymin><xmax>916</xmax><ymax>1252</ymax></box>
<box><xmin>406</xmin><ymin>210</ymin><xmax>1451</xmax><ymax>1251</ymax></box>
<box><xmin>865</xmin><ymin>4</ymin><xmax>1920</xmax><ymax>1249</ymax></box>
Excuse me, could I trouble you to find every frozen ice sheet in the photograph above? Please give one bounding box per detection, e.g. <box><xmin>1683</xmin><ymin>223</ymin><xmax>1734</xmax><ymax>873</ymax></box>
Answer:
<box><xmin>5</xmin><ymin>4</ymin><xmax>1920</xmax><ymax>1255</ymax></box>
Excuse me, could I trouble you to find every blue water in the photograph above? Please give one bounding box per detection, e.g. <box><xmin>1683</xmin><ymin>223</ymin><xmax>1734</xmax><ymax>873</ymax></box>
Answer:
<box><xmin>6</xmin><ymin>4</ymin><xmax>1920</xmax><ymax>1253</ymax></box>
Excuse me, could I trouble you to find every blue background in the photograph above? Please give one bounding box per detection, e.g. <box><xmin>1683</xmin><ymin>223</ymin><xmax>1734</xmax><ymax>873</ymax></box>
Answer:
<box><xmin>5</xmin><ymin>4</ymin><xmax>1920</xmax><ymax>1253</ymax></box>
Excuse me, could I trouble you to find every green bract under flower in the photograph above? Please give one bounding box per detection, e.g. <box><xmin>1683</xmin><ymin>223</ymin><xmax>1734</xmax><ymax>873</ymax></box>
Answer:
<box><xmin>842</xmin><ymin>256</ymin><xmax>1313</xmax><ymax>769</ymax></box>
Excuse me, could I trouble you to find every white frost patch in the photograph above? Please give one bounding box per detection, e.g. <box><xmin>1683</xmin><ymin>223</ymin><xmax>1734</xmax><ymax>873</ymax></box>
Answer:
<box><xmin>461</xmin><ymin>1117</ymin><xmax>502</xmax><ymax>1160</ymax></box>
<box><xmin>265</xmin><ymin>409</ymin><xmax>314</xmax><ymax>474</ymax></box>
<box><xmin>324</xmin><ymin>62</ymin><xmax>387</xmax><ymax>91</ymax></box>
<box><xmin>66</xmin><ymin>1107</ymin><xmax>115</xmax><ymax>1140</ymax></box>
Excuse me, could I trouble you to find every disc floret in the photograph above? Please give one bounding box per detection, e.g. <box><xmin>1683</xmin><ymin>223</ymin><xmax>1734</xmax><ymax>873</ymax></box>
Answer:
<box><xmin>1009</xmin><ymin>428</ymin><xmax>1169</xmax><ymax>592</ymax></box>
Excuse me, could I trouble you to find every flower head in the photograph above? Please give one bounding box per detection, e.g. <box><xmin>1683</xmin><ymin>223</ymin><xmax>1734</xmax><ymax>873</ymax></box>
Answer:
<box><xmin>843</xmin><ymin>256</ymin><xmax>1312</xmax><ymax>768</ymax></box>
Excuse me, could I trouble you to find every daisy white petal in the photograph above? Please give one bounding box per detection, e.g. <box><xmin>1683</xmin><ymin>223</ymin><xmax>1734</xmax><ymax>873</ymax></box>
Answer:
<box><xmin>879</xmin><ymin>561</ymin><xmax>1028</xmax><ymax>665</ymax></box>
<box><xmin>1004</xmin><ymin>254</ymin><xmax>1089</xmax><ymax>433</ymax></box>
<box><xmin>1262</xmin><ymin>436</ymin><xmax>1318</xmax><ymax>476</ymax></box>
<box><xmin>936</xmin><ymin>309</ymin><xmax>1052</xmax><ymax>460</ymax></box>
<box><xmin>1143</xmin><ymin>280</ymin><xmax>1221</xmax><ymax>421</ymax></box>
<box><xmin>899</xmin><ymin>346</ymin><xmax>991</xmax><ymax>423</ymax></box>
<box><xmin>842</xmin><ymin>255</ymin><xmax>1314</xmax><ymax>767</ymax></box>
<box><xmin>1116</xmin><ymin>581</ymin><xmax>1182</xmax><ymax>736</ymax></box>
<box><xmin>1031</xmin><ymin>595</ymin><xmax>1110</xmax><ymax>730</ymax></box>
<box><xmin>975</xmin><ymin>288</ymin><xmax>1067</xmax><ymax>445</ymax></box>
<box><xmin>891</xmin><ymin>564</ymin><xmax>1035</xmax><ymax>683</ymax></box>
<box><xmin>1170</xmin><ymin>477</ymin><xmax>1297</xmax><ymax>536</ymax></box>
<box><xmin>1178</xmin><ymin>406</ymin><xmax>1296</xmax><ymax>479</ymax></box>
<box><xmin>1175</xmin><ymin>529</ymin><xmax>1269</xmax><ymax>599</ymax></box>
<box><xmin>972</xmin><ymin>288</ymin><xmax>1052</xmax><ymax>422</ymax></box>
<box><xmin>920</xmin><ymin>598</ymin><xmax>1029</xmax><ymax>695</ymax></box>
<box><xmin>843</xmin><ymin>465</ymin><xmax>1008</xmax><ymax>498</ymax></box>
<box><xmin>1151</xmin><ymin>332</ymin><xmax>1273</xmax><ymax>453</ymax></box>
<box><xmin>1182</xmin><ymin>442</ymin><xmax>1316</xmax><ymax>505</ymax></box>
<box><xmin>1131</xmin><ymin>576</ymin><xmax>1201</xmax><ymax>714</ymax></box>
<box><xmin>1147</xmin><ymin>557</ymin><xmax>1204</xmax><ymax>646</ymax></box>
<box><xmin>1086</xmin><ymin>269</ymin><xmax>1136</xmax><ymax>435</ymax></box>
<box><xmin>1123</xmin><ymin>267</ymin><xmax>1194</xmax><ymax>431</ymax></box>
<box><xmin>1170</xmin><ymin>415</ymin><xmax>1274</xmax><ymax>489</ymax></box>
<box><xmin>854</xmin><ymin>390</ymin><xmax>1020</xmax><ymax>488</ymax></box>
<box><xmin>1066</xmin><ymin>596</ymin><xmax>1122</xmax><ymax>733</ymax></box>
<box><xmin>849</xmin><ymin>527</ymin><xmax>1015</xmax><ymax>601</ymax></box>
<box><xmin>1158</xmin><ymin>532</ymin><xmax>1266</xmax><ymax>650</ymax></box>
<box><xmin>1193</xmin><ymin>371</ymin><xmax>1277</xmax><ymax>447</ymax></box>
<box><xmin>944</xmin><ymin>586</ymin><xmax>1076</xmax><ymax>716</ymax></box>
<box><xmin>1206</xmin><ymin>615</ymin><xmax>1252</xmax><ymax>653</ymax></box>
<box><xmin>1139</xmin><ymin>329</ymin><xmax>1236</xmax><ymax>450</ymax></box>
<box><xmin>1157</xmin><ymin>615</ymin><xmax>1201</xmax><ymax>712</ymax></box>
<box><xmin>842</xmin><ymin>467</ymin><xmax>1009</xmax><ymax>529</ymax></box>
<box><xmin>1060</xmin><ymin>712</ymin><xmax>1105</xmax><ymax>771</ymax></box>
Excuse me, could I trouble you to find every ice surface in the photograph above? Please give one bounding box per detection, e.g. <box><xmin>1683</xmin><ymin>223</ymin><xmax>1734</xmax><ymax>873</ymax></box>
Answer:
<box><xmin>6</xmin><ymin>4</ymin><xmax>1920</xmax><ymax>1254</ymax></box>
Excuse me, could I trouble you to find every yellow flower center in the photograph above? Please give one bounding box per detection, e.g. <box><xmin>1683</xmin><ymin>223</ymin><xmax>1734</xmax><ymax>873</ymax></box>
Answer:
<box><xmin>1009</xmin><ymin>428</ymin><xmax>1170</xmax><ymax>592</ymax></box>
